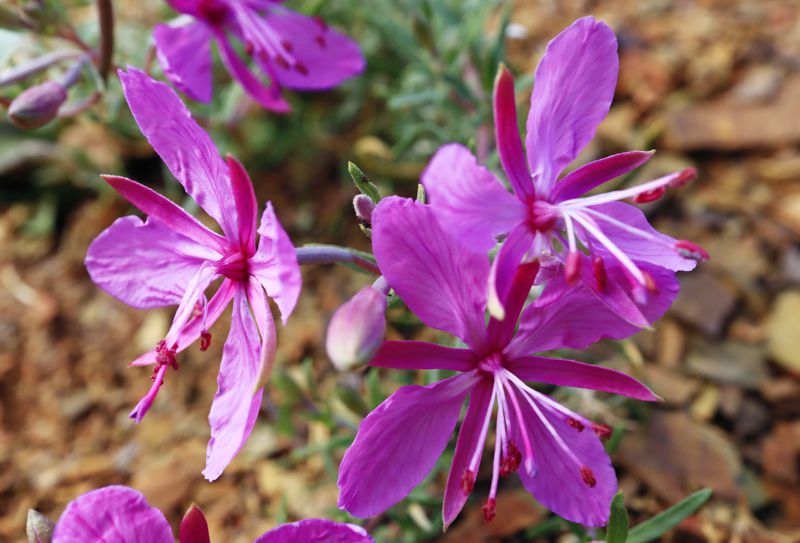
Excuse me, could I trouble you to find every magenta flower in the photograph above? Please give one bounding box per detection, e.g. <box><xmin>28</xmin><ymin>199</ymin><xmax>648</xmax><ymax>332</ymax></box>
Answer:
<box><xmin>85</xmin><ymin>67</ymin><xmax>301</xmax><ymax>481</ymax></box>
<box><xmin>337</xmin><ymin>197</ymin><xmax>660</xmax><ymax>527</ymax></box>
<box><xmin>153</xmin><ymin>0</ymin><xmax>365</xmax><ymax>112</ymax></box>
<box><xmin>422</xmin><ymin>17</ymin><xmax>707</xmax><ymax>327</ymax></box>
<box><xmin>52</xmin><ymin>485</ymin><xmax>373</xmax><ymax>543</ymax></box>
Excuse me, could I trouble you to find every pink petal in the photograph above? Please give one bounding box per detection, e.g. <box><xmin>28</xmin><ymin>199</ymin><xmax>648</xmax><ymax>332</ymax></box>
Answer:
<box><xmin>422</xmin><ymin>143</ymin><xmax>525</xmax><ymax>253</ymax></box>
<box><xmin>203</xmin><ymin>288</ymin><xmax>265</xmax><ymax>481</ymax></box>
<box><xmin>245</xmin><ymin>276</ymin><xmax>278</xmax><ymax>392</ymax></box>
<box><xmin>580</xmin><ymin>202</ymin><xmax>696</xmax><ymax>272</ymax></box>
<box><xmin>443</xmin><ymin>380</ymin><xmax>493</xmax><ymax>527</ymax></box>
<box><xmin>253</xmin><ymin>519</ymin><xmax>373</xmax><ymax>543</ymax></box>
<box><xmin>550</xmin><ymin>151</ymin><xmax>654</xmax><ymax>202</ymax></box>
<box><xmin>372</xmin><ymin>197</ymin><xmax>489</xmax><ymax>350</ymax></box>
<box><xmin>493</xmin><ymin>65</ymin><xmax>533</xmax><ymax>199</ymax></box>
<box><xmin>101</xmin><ymin>175</ymin><xmax>227</xmax><ymax>254</ymax></box>
<box><xmin>487</xmin><ymin>224</ymin><xmax>534</xmax><ymax>321</ymax></box>
<box><xmin>225</xmin><ymin>155</ymin><xmax>259</xmax><ymax>254</ymax></box>
<box><xmin>526</xmin><ymin>17</ymin><xmax>618</xmax><ymax>191</ymax></box>
<box><xmin>369</xmin><ymin>340</ymin><xmax>476</xmax><ymax>372</ymax></box>
<box><xmin>249</xmin><ymin>202</ymin><xmax>301</xmax><ymax>325</ymax></box>
<box><xmin>52</xmin><ymin>486</ymin><xmax>173</xmax><ymax>543</ymax></box>
<box><xmin>486</xmin><ymin>260</ymin><xmax>540</xmax><ymax>351</ymax></box>
<box><xmin>512</xmin><ymin>393</ymin><xmax>616</xmax><ymax>526</ymax></box>
<box><xmin>179</xmin><ymin>505</ymin><xmax>210</xmax><ymax>543</ymax></box>
<box><xmin>338</xmin><ymin>374</ymin><xmax>474</xmax><ymax>517</ymax></box>
<box><xmin>154</xmin><ymin>22</ymin><xmax>213</xmax><ymax>103</ymax></box>
<box><xmin>85</xmin><ymin>216</ymin><xmax>217</xmax><ymax>309</ymax></box>
<box><xmin>117</xmin><ymin>68</ymin><xmax>240</xmax><ymax>239</ymax></box>
<box><xmin>507</xmin><ymin>356</ymin><xmax>659</xmax><ymax>401</ymax></box>
<box><xmin>259</xmin><ymin>9</ymin><xmax>365</xmax><ymax>90</ymax></box>
<box><xmin>213</xmin><ymin>30</ymin><xmax>292</xmax><ymax>113</ymax></box>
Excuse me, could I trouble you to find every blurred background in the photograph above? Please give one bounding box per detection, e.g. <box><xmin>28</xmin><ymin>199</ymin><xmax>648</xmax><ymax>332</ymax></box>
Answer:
<box><xmin>1</xmin><ymin>0</ymin><xmax>800</xmax><ymax>541</ymax></box>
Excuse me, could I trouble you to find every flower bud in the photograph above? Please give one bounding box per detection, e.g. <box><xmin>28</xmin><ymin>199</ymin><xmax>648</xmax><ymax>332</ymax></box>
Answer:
<box><xmin>353</xmin><ymin>194</ymin><xmax>375</xmax><ymax>225</ymax></box>
<box><xmin>26</xmin><ymin>509</ymin><xmax>55</xmax><ymax>543</ymax></box>
<box><xmin>179</xmin><ymin>504</ymin><xmax>210</xmax><ymax>543</ymax></box>
<box><xmin>326</xmin><ymin>286</ymin><xmax>387</xmax><ymax>371</ymax></box>
<box><xmin>8</xmin><ymin>81</ymin><xmax>66</xmax><ymax>129</ymax></box>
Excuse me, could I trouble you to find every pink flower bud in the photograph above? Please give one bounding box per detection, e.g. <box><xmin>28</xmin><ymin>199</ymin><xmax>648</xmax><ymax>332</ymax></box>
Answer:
<box><xmin>8</xmin><ymin>81</ymin><xmax>66</xmax><ymax>129</ymax></box>
<box><xmin>326</xmin><ymin>286</ymin><xmax>387</xmax><ymax>370</ymax></box>
<box><xmin>179</xmin><ymin>504</ymin><xmax>210</xmax><ymax>543</ymax></box>
<box><xmin>353</xmin><ymin>194</ymin><xmax>375</xmax><ymax>224</ymax></box>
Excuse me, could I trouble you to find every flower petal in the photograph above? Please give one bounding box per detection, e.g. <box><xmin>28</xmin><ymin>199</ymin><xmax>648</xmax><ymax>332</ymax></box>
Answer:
<box><xmin>507</xmin><ymin>356</ymin><xmax>659</xmax><ymax>401</ymax></box>
<box><xmin>338</xmin><ymin>374</ymin><xmax>474</xmax><ymax>517</ymax></box>
<box><xmin>225</xmin><ymin>155</ymin><xmax>259</xmax><ymax>254</ymax></box>
<box><xmin>253</xmin><ymin>519</ymin><xmax>373</xmax><ymax>543</ymax></box>
<box><xmin>154</xmin><ymin>22</ymin><xmax>213</xmax><ymax>103</ymax></box>
<box><xmin>85</xmin><ymin>216</ymin><xmax>217</xmax><ymax>309</ymax></box>
<box><xmin>513</xmin><ymin>393</ymin><xmax>616</xmax><ymax>526</ymax></box>
<box><xmin>551</xmin><ymin>151</ymin><xmax>654</xmax><ymax>202</ymax></box>
<box><xmin>494</xmin><ymin>65</ymin><xmax>533</xmax><ymax>199</ymax></box>
<box><xmin>52</xmin><ymin>486</ymin><xmax>173</xmax><ymax>543</ymax></box>
<box><xmin>487</xmin><ymin>260</ymin><xmax>540</xmax><ymax>351</ymax></box>
<box><xmin>203</xmin><ymin>288</ymin><xmax>264</xmax><ymax>481</ymax></box>
<box><xmin>487</xmin><ymin>224</ymin><xmax>534</xmax><ymax>321</ymax></box>
<box><xmin>526</xmin><ymin>17</ymin><xmax>618</xmax><ymax>190</ymax></box>
<box><xmin>260</xmin><ymin>9</ymin><xmax>365</xmax><ymax>90</ymax></box>
<box><xmin>249</xmin><ymin>202</ymin><xmax>301</xmax><ymax>325</ymax></box>
<box><xmin>369</xmin><ymin>340</ymin><xmax>476</xmax><ymax>372</ymax></box>
<box><xmin>443</xmin><ymin>379</ymin><xmax>493</xmax><ymax>527</ymax></box>
<box><xmin>372</xmin><ymin>197</ymin><xmax>489</xmax><ymax>349</ymax></box>
<box><xmin>118</xmin><ymin>67</ymin><xmax>240</xmax><ymax>239</ymax></box>
<box><xmin>422</xmin><ymin>143</ymin><xmax>525</xmax><ymax>253</ymax></box>
<box><xmin>213</xmin><ymin>30</ymin><xmax>292</xmax><ymax>112</ymax></box>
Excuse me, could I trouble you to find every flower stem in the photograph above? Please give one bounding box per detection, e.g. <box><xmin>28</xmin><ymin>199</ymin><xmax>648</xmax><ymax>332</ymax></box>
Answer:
<box><xmin>96</xmin><ymin>0</ymin><xmax>114</xmax><ymax>81</ymax></box>
<box><xmin>295</xmin><ymin>245</ymin><xmax>380</xmax><ymax>275</ymax></box>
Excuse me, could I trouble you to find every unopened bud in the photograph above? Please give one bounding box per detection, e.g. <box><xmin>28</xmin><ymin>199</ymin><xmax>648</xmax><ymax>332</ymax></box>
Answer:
<box><xmin>353</xmin><ymin>194</ymin><xmax>375</xmax><ymax>225</ymax></box>
<box><xmin>179</xmin><ymin>504</ymin><xmax>210</xmax><ymax>543</ymax></box>
<box><xmin>326</xmin><ymin>286</ymin><xmax>387</xmax><ymax>371</ymax></box>
<box><xmin>26</xmin><ymin>509</ymin><xmax>55</xmax><ymax>543</ymax></box>
<box><xmin>8</xmin><ymin>81</ymin><xmax>66</xmax><ymax>129</ymax></box>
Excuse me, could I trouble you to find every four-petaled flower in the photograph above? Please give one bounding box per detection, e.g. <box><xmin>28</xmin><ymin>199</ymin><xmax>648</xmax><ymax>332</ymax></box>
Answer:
<box><xmin>154</xmin><ymin>0</ymin><xmax>365</xmax><ymax>112</ymax></box>
<box><xmin>337</xmin><ymin>197</ymin><xmax>660</xmax><ymax>527</ymax></box>
<box><xmin>85</xmin><ymin>67</ymin><xmax>301</xmax><ymax>481</ymax></box>
<box><xmin>423</xmin><ymin>16</ymin><xmax>707</xmax><ymax>329</ymax></box>
<box><xmin>51</xmin><ymin>485</ymin><xmax>373</xmax><ymax>543</ymax></box>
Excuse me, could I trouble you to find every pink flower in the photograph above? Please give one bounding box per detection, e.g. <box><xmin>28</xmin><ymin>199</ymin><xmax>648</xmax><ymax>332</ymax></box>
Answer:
<box><xmin>154</xmin><ymin>0</ymin><xmax>365</xmax><ymax>112</ymax></box>
<box><xmin>337</xmin><ymin>197</ymin><xmax>660</xmax><ymax>527</ymax></box>
<box><xmin>52</xmin><ymin>485</ymin><xmax>373</xmax><ymax>543</ymax></box>
<box><xmin>422</xmin><ymin>17</ymin><xmax>707</xmax><ymax>327</ymax></box>
<box><xmin>85</xmin><ymin>67</ymin><xmax>301</xmax><ymax>481</ymax></box>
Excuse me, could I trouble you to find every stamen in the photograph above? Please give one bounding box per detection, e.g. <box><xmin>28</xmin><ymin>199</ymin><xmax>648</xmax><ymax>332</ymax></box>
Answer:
<box><xmin>642</xmin><ymin>271</ymin><xmax>659</xmax><ymax>294</ymax></box>
<box><xmin>580</xmin><ymin>466</ymin><xmax>597</xmax><ymax>487</ymax></box>
<box><xmin>200</xmin><ymin>331</ymin><xmax>212</xmax><ymax>352</ymax></box>
<box><xmin>499</xmin><ymin>441</ymin><xmax>521</xmax><ymax>476</ymax></box>
<box><xmin>155</xmin><ymin>340</ymin><xmax>179</xmax><ymax>370</ymax></box>
<box><xmin>315</xmin><ymin>35</ymin><xmax>327</xmax><ymax>48</ymax></box>
<box><xmin>592</xmin><ymin>423</ymin><xmax>613</xmax><ymax>440</ymax></box>
<box><xmin>592</xmin><ymin>257</ymin><xmax>607</xmax><ymax>291</ymax></box>
<box><xmin>570</xmin><ymin>212</ymin><xmax>646</xmax><ymax>284</ymax></box>
<box><xmin>461</xmin><ymin>469</ymin><xmax>475</xmax><ymax>494</ymax></box>
<box><xmin>674</xmin><ymin>240</ymin><xmax>709</xmax><ymax>261</ymax></box>
<box><xmin>294</xmin><ymin>62</ymin><xmax>309</xmax><ymax>76</ymax></box>
<box><xmin>280</xmin><ymin>39</ymin><xmax>293</xmax><ymax>53</ymax></box>
<box><xmin>275</xmin><ymin>55</ymin><xmax>290</xmax><ymax>69</ymax></box>
<box><xmin>564</xmin><ymin>252</ymin><xmax>581</xmax><ymax>285</ymax></box>
<box><xmin>668</xmin><ymin>167</ymin><xmax>696</xmax><ymax>188</ymax></box>
<box><xmin>244</xmin><ymin>41</ymin><xmax>255</xmax><ymax>56</ymax></box>
<box><xmin>313</xmin><ymin>15</ymin><xmax>328</xmax><ymax>32</ymax></box>
<box><xmin>566</xmin><ymin>417</ymin><xmax>585</xmax><ymax>432</ymax></box>
<box><xmin>497</xmin><ymin>379</ymin><xmax>535</xmax><ymax>473</ymax></box>
<box><xmin>632</xmin><ymin>186</ymin><xmax>665</xmax><ymax>204</ymax></box>
<box><xmin>482</xmin><ymin>498</ymin><xmax>496</xmax><ymax>522</ymax></box>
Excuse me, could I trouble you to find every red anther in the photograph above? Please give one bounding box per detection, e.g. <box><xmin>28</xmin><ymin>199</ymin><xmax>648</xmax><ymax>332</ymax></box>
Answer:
<box><xmin>566</xmin><ymin>417</ymin><xmax>585</xmax><ymax>432</ymax></box>
<box><xmin>460</xmin><ymin>469</ymin><xmax>475</xmax><ymax>494</ymax></box>
<box><xmin>315</xmin><ymin>34</ymin><xmax>327</xmax><ymax>48</ymax></box>
<box><xmin>482</xmin><ymin>498</ymin><xmax>496</xmax><ymax>522</ymax></box>
<box><xmin>642</xmin><ymin>271</ymin><xmax>659</xmax><ymax>295</ymax></box>
<box><xmin>313</xmin><ymin>15</ymin><xmax>328</xmax><ymax>31</ymax></box>
<box><xmin>275</xmin><ymin>55</ymin><xmax>290</xmax><ymax>69</ymax></box>
<box><xmin>200</xmin><ymin>331</ymin><xmax>212</xmax><ymax>352</ymax></box>
<box><xmin>244</xmin><ymin>41</ymin><xmax>254</xmax><ymax>56</ymax></box>
<box><xmin>155</xmin><ymin>340</ymin><xmax>179</xmax><ymax>370</ymax></box>
<box><xmin>280</xmin><ymin>39</ymin><xmax>294</xmax><ymax>53</ymax></box>
<box><xmin>592</xmin><ymin>256</ymin><xmax>607</xmax><ymax>291</ymax></box>
<box><xmin>633</xmin><ymin>186</ymin><xmax>666</xmax><ymax>204</ymax></box>
<box><xmin>669</xmin><ymin>167</ymin><xmax>697</xmax><ymax>189</ymax></box>
<box><xmin>500</xmin><ymin>441</ymin><xmax>522</xmax><ymax>476</ymax></box>
<box><xmin>592</xmin><ymin>423</ymin><xmax>613</xmax><ymax>440</ymax></box>
<box><xmin>191</xmin><ymin>301</ymin><xmax>203</xmax><ymax>320</ymax></box>
<box><xmin>580</xmin><ymin>466</ymin><xmax>597</xmax><ymax>488</ymax></box>
<box><xmin>565</xmin><ymin>252</ymin><xmax>581</xmax><ymax>285</ymax></box>
<box><xmin>294</xmin><ymin>62</ymin><xmax>309</xmax><ymax>76</ymax></box>
<box><xmin>674</xmin><ymin>239</ymin><xmax>709</xmax><ymax>261</ymax></box>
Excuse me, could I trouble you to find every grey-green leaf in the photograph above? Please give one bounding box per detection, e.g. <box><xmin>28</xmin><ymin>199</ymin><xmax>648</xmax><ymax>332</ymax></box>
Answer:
<box><xmin>606</xmin><ymin>492</ymin><xmax>629</xmax><ymax>543</ymax></box>
<box><xmin>347</xmin><ymin>162</ymin><xmax>381</xmax><ymax>203</ymax></box>
<box><xmin>27</xmin><ymin>509</ymin><xmax>55</xmax><ymax>543</ymax></box>
<box><xmin>627</xmin><ymin>488</ymin><xmax>713</xmax><ymax>543</ymax></box>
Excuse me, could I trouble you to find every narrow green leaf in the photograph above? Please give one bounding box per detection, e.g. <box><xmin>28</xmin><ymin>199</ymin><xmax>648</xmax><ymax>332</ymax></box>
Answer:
<box><xmin>627</xmin><ymin>488</ymin><xmax>713</xmax><ymax>543</ymax></box>
<box><xmin>416</xmin><ymin>183</ymin><xmax>426</xmax><ymax>203</ymax></box>
<box><xmin>606</xmin><ymin>492</ymin><xmax>628</xmax><ymax>543</ymax></box>
<box><xmin>347</xmin><ymin>161</ymin><xmax>381</xmax><ymax>203</ymax></box>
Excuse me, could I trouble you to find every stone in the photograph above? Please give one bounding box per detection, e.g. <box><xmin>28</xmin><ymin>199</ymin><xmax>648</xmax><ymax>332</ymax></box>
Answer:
<box><xmin>671</xmin><ymin>272</ymin><xmax>738</xmax><ymax>337</ymax></box>
<box><xmin>685</xmin><ymin>341</ymin><xmax>768</xmax><ymax>389</ymax></box>
<box><xmin>766</xmin><ymin>291</ymin><xmax>800</xmax><ymax>375</ymax></box>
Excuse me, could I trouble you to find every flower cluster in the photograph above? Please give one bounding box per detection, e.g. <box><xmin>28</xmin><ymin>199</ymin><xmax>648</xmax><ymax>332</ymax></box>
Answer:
<box><xmin>49</xmin><ymin>7</ymin><xmax>706</xmax><ymax>541</ymax></box>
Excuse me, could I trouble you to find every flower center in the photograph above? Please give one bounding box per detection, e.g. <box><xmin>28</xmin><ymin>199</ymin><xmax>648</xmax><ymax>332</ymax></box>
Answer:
<box><xmin>526</xmin><ymin>199</ymin><xmax>558</xmax><ymax>233</ymax></box>
<box><xmin>478</xmin><ymin>352</ymin><xmax>505</xmax><ymax>375</ymax></box>
<box><xmin>216</xmin><ymin>251</ymin><xmax>249</xmax><ymax>282</ymax></box>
